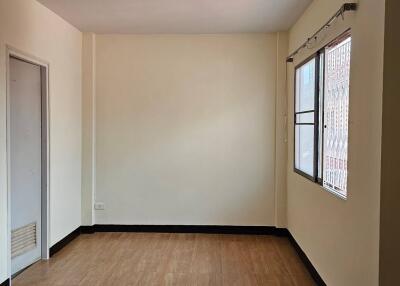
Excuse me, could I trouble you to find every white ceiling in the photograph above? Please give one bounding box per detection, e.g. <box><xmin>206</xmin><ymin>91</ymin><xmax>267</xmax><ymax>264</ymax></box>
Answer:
<box><xmin>37</xmin><ymin>0</ymin><xmax>312</xmax><ymax>34</ymax></box>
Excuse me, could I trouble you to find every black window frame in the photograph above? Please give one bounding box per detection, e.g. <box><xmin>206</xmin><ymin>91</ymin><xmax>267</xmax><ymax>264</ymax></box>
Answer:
<box><xmin>293</xmin><ymin>30</ymin><xmax>351</xmax><ymax>190</ymax></box>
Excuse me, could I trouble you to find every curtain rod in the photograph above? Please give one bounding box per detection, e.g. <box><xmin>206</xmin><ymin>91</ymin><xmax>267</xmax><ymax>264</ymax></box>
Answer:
<box><xmin>286</xmin><ymin>3</ymin><xmax>357</xmax><ymax>63</ymax></box>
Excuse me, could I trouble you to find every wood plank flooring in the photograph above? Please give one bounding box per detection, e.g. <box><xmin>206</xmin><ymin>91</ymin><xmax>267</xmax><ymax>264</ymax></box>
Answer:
<box><xmin>13</xmin><ymin>233</ymin><xmax>316</xmax><ymax>286</ymax></box>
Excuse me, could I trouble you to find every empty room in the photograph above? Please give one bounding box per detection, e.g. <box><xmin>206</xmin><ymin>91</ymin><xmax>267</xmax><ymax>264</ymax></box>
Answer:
<box><xmin>0</xmin><ymin>0</ymin><xmax>399</xmax><ymax>285</ymax></box>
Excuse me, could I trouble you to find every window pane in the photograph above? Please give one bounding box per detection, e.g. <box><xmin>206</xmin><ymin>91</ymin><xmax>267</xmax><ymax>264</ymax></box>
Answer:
<box><xmin>295</xmin><ymin>125</ymin><xmax>314</xmax><ymax>176</ymax></box>
<box><xmin>323</xmin><ymin>36</ymin><xmax>351</xmax><ymax>198</ymax></box>
<box><xmin>296</xmin><ymin>58</ymin><xmax>316</xmax><ymax>112</ymax></box>
<box><xmin>296</xmin><ymin>112</ymin><xmax>314</xmax><ymax>124</ymax></box>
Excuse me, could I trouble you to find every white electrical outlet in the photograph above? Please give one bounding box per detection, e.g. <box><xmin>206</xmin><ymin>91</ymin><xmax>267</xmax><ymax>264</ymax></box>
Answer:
<box><xmin>94</xmin><ymin>202</ymin><xmax>105</xmax><ymax>210</ymax></box>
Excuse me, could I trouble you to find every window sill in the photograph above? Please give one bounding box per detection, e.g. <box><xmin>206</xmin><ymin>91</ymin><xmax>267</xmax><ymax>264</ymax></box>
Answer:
<box><xmin>320</xmin><ymin>185</ymin><xmax>347</xmax><ymax>201</ymax></box>
<box><xmin>293</xmin><ymin>170</ymin><xmax>347</xmax><ymax>201</ymax></box>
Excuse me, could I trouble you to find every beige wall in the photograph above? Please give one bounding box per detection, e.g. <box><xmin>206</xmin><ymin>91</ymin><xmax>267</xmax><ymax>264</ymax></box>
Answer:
<box><xmin>81</xmin><ymin>33</ymin><xmax>96</xmax><ymax>226</ymax></box>
<box><xmin>286</xmin><ymin>0</ymin><xmax>384</xmax><ymax>285</ymax></box>
<box><xmin>379</xmin><ymin>0</ymin><xmax>400</xmax><ymax>284</ymax></box>
<box><xmin>275</xmin><ymin>32</ymin><xmax>289</xmax><ymax>227</ymax></box>
<box><xmin>0</xmin><ymin>0</ymin><xmax>82</xmax><ymax>281</ymax></box>
<box><xmin>92</xmin><ymin>34</ymin><xmax>281</xmax><ymax>226</ymax></box>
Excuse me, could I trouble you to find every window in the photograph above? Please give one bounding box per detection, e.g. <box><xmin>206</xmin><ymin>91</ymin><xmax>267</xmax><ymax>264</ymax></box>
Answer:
<box><xmin>294</xmin><ymin>32</ymin><xmax>351</xmax><ymax>199</ymax></box>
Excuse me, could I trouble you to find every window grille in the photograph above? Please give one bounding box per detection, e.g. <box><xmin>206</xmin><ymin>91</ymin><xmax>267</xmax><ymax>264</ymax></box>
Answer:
<box><xmin>323</xmin><ymin>37</ymin><xmax>351</xmax><ymax>197</ymax></box>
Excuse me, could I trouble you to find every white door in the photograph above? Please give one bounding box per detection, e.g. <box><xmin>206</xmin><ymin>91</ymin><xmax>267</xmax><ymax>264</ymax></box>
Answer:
<box><xmin>10</xmin><ymin>57</ymin><xmax>42</xmax><ymax>275</ymax></box>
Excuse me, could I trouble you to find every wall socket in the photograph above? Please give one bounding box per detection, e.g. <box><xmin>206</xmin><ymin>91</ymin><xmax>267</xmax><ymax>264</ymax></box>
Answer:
<box><xmin>94</xmin><ymin>202</ymin><xmax>105</xmax><ymax>210</ymax></box>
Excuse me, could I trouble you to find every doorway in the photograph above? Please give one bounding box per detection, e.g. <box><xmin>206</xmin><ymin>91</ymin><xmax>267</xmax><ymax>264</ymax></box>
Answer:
<box><xmin>7</xmin><ymin>51</ymin><xmax>49</xmax><ymax>276</ymax></box>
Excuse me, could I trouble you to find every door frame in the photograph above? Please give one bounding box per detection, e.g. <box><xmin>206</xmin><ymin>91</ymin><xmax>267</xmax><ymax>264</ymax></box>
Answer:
<box><xmin>5</xmin><ymin>46</ymin><xmax>50</xmax><ymax>276</ymax></box>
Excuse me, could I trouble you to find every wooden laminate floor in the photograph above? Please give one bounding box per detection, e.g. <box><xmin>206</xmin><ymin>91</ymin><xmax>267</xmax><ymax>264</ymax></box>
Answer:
<box><xmin>13</xmin><ymin>233</ymin><xmax>316</xmax><ymax>286</ymax></box>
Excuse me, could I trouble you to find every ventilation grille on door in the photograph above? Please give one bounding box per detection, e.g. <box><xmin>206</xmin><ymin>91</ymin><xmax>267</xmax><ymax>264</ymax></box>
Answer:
<box><xmin>11</xmin><ymin>222</ymin><xmax>37</xmax><ymax>258</ymax></box>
